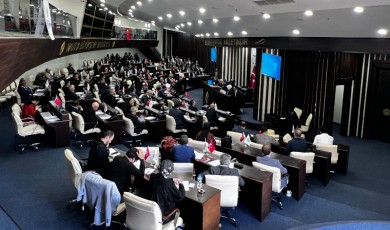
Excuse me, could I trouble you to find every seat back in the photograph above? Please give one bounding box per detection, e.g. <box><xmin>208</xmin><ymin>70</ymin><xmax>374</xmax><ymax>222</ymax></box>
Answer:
<box><xmin>58</xmin><ymin>92</ymin><xmax>66</xmax><ymax>108</ymax></box>
<box><xmin>167</xmin><ymin>100</ymin><xmax>174</xmax><ymax>109</ymax></box>
<box><xmin>293</xmin><ymin>107</ymin><xmax>302</xmax><ymax>119</ymax></box>
<box><xmin>249</xmin><ymin>142</ymin><xmax>263</xmax><ymax>150</ymax></box>
<box><xmin>173</xmin><ymin>163</ymin><xmax>194</xmax><ymax>173</ymax></box>
<box><xmin>290</xmin><ymin>152</ymin><xmax>315</xmax><ymax>174</ymax></box>
<box><xmin>316</xmin><ymin>144</ymin><xmax>338</xmax><ymax>164</ymax></box>
<box><xmin>166</xmin><ymin>115</ymin><xmax>176</xmax><ymax>132</ymax></box>
<box><xmin>123</xmin><ymin>116</ymin><xmax>135</xmax><ymax>135</ymax></box>
<box><xmin>12</xmin><ymin>103</ymin><xmax>22</xmax><ymax>115</ymax></box>
<box><xmin>115</xmin><ymin>106</ymin><xmax>124</xmax><ymax>115</ymax></box>
<box><xmin>58</xmin><ymin>88</ymin><xmax>65</xmax><ymax>95</ymax></box>
<box><xmin>282</xmin><ymin>133</ymin><xmax>292</xmax><ymax>143</ymax></box>
<box><xmin>123</xmin><ymin>192</ymin><xmax>163</xmax><ymax>230</ymax></box>
<box><xmin>252</xmin><ymin>161</ymin><xmax>282</xmax><ymax>193</ymax></box>
<box><xmin>227</xmin><ymin>131</ymin><xmax>243</xmax><ymax>144</ymax></box>
<box><xmin>60</xmin><ymin>80</ymin><xmax>65</xmax><ymax>88</ymax></box>
<box><xmin>14</xmin><ymin>90</ymin><xmax>22</xmax><ymax>106</ymax></box>
<box><xmin>188</xmin><ymin>138</ymin><xmax>208</xmax><ymax>152</ymax></box>
<box><xmin>93</xmin><ymin>91</ymin><xmax>101</xmax><ymax>103</ymax></box>
<box><xmin>301</xmin><ymin>113</ymin><xmax>313</xmax><ymax>132</ymax></box>
<box><xmin>202</xmin><ymin>115</ymin><xmax>208</xmax><ymax>126</ymax></box>
<box><xmin>64</xmin><ymin>149</ymin><xmax>82</xmax><ymax>189</ymax></box>
<box><xmin>71</xmin><ymin>112</ymin><xmax>85</xmax><ymax>133</ymax></box>
<box><xmin>205</xmin><ymin>175</ymin><xmax>239</xmax><ymax>208</ymax></box>
<box><xmin>11</xmin><ymin>112</ymin><xmax>24</xmax><ymax>136</ymax></box>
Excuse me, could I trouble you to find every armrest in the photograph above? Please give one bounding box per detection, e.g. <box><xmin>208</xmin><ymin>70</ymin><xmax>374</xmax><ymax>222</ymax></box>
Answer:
<box><xmin>162</xmin><ymin>208</ymin><xmax>180</xmax><ymax>222</ymax></box>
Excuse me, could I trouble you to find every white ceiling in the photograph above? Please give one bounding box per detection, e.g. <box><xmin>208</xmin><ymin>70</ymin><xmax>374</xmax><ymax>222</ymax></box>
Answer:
<box><xmin>104</xmin><ymin>0</ymin><xmax>390</xmax><ymax>38</ymax></box>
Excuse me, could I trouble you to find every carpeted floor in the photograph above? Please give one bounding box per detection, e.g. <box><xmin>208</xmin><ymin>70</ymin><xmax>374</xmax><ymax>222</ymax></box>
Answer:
<box><xmin>1</xmin><ymin>88</ymin><xmax>390</xmax><ymax>229</ymax></box>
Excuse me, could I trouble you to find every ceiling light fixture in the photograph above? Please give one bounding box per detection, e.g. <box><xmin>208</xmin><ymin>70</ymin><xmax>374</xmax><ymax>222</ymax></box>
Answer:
<box><xmin>100</xmin><ymin>0</ymin><xmax>105</xmax><ymax>2</ymax></box>
<box><xmin>199</xmin><ymin>8</ymin><xmax>206</xmax><ymax>14</ymax></box>
<box><xmin>292</xmin><ymin>29</ymin><xmax>300</xmax><ymax>35</ymax></box>
<box><xmin>136</xmin><ymin>1</ymin><xmax>142</xmax><ymax>6</ymax></box>
<box><xmin>378</xmin><ymin>28</ymin><xmax>388</xmax><ymax>35</ymax></box>
<box><xmin>180</xmin><ymin>23</ymin><xmax>185</xmax><ymax>27</ymax></box>
<box><xmin>200</xmin><ymin>34</ymin><xmax>204</xmax><ymax>37</ymax></box>
<box><xmin>131</xmin><ymin>5</ymin><xmax>136</xmax><ymax>10</ymax></box>
<box><xmin>198</xmin><ymin>20</ymin><xmax>203</xmax><ymax>24</ymax></box>
<box><xmin>227</xmin><ymin>32</ymin><xmax>233</xmax><ymax>36</ymax></box>
<box><xmin>214</xmin><ymin>32</ymin><xmax>219</xmax><ymax>36</ymax></box>
<box><xmin>158</xmin><ymin>16</ymin><xmax>163</xmax><ymax>20</ymax></box>
<box><xmin>212</xmin><ymin>18</ymin><xmax>218</xmax><ymax>23</ymax></box>
<box><xmin>263</xmin><ymin>13</ymin><xmax>270</xmax><ymax>19</ymax></box>
<box><xmin>187</xmin><ymin>22</ymin><xmax>192</xmax><ymax>26</ymax></box>
<box><xmin>304</xmin><ymin>10</ymin><xmax>313</xmax><ymax>16</ymax></box>
<box><xmin>100</xmin><ymin>3</ymin><xmax>104</xmax><ymax>7</ymax></box>
<box><xmin>354</xmin><ymin>6</ymin><xmax>364</xmax><ymax>13</ymax></box>
<box><xmin>166</xmin><ymin>13</ymin><xmax>172</xmax><ymax>18</ymax></box>
<box><xmin>206</xmin><ymin>33</ymin><xmax>210</xmax><ymax>37</ymax></box>
<box><xmin>179</xmin><ymin>10</ymin><xmax>185</xmax><ymax>16</ymax></box>
<box><xmin>241</xmin><ymin>31</ymin><xmax>247</xmax><ymax>35</ymax></box>
<box><xmin>87</xmin><ymin>3</ymin><xmax>92</xmax><ymax>7</ymax></box>
<box><xmin>195</xmin><ymin>34</ymin><xmax>200</xmax><ymax>37</ymax></box>
<box><xmin>233</xmin><ymin>16</ymin><xmax>240</xmax><ymax>21</ymax></box>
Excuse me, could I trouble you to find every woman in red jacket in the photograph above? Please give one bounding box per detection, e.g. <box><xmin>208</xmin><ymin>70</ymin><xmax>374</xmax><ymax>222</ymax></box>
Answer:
<box><xmin>21</xmin><ymin>98</ymin><xmax>39</xmax><ymax>119</ymax></box>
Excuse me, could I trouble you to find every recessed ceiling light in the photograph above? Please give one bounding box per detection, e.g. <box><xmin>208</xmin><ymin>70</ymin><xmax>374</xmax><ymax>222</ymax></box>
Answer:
<box><xmin>195</xmin><ymin>34</ymin><xmax>200</xmax><ymax>37</ymax></box>
<box><xmin>241</xmin><ymin>31</ymin><xmax>247</xmax><ymax>35</ymax></box>
<box><xmin>198</xmin><ymin>20</ymin><xmax>203</xmax><ymax>24</ymax></box>
<box><xmin>179</xmin><ymin>10</ymin><xmax>185</xmax><ymax>16</ymax></box>
<box><xmin>104</xmin><ymin>7</ymin><xmax>108</xmax><ymax>10</ymax></box>
<box><xmin>212</xmin><ymin>18</ymin><xmax>218</xmax><ymax>23</ymax></box>
<box><xmin>354</xmin><ymin>6</ymin><xmax>364</xmax><ymax>13</ymax></box>
<box><xmin>100</xmin><ymin>0</ymin><xmax>105</xmax><ymax>2</ymax></box>
<box><xmin>151</xmin><ymin>20</ymin><xmax>155</xmax><ymax>24</ymax></box>
<box><xmin>227</xmin><ymin>32</ymin><xmax>233</xmax><ymax>36</ymax></box>
<box><xmin>147</xmin><ymin>0</ymin><xmax>152</xmax><ymax>2</ymax></box>
<box><xmin>131</xmin><ymin>5</ymin><xmax>136</xmax><ymax>10</ymax></box>
<box><xmin>199</xmin><ymin>8</ymin><xmax>206</xmax><ymax>14</ymax></box>
<box><xmin>98</xmin><ymin>8</ymin><xmax>102</xmax><ymax>11</ymax></box>
<box><xmin>180</xmin><ymin>23</ymin><xmax>185</xmax><ymax>27</ymax></box>
<box><xmin>88</xmin><ymin>3</ymin><xmax>92</xmax><ymax>7</ymax></box>
<box><xmin>200</xmin><ymin>34</ymin><xmax>204</xmax><ymax>37</ymax></box>
<box><xmin>158</xmin><ymin>16</ymin><xmax>163</xmax><ymax>20</ymax></box>
<box><xmin>166</xmin><ymin>13</ymin><xmax>172</xmax><ymax>18</ymax></box>
<box><xmin>100</xmin><ymin>3</ymin><xmax>104</xmax><ymax>7</ymax></box>
<box><xmin>128</xmin><ymin>9</ymin><xmax>133</xmax><ymax>12</ymax></box>
<box><xmin>233</xmin><ymin>16</ymin><xmax>240</xmax><ymax>21</ymax></box>
<box><xmin>206</xmin><ymin>33</ymin><xmax>210</xmax><ymax>37</ymax></box>
<box><xmin>136</xmin><ymin>1</ymin><xmax>142</xmax><ymax>6</ymax></box>
<box><xmin>187</xmin><ymin>22</ymin><xmax>192</xmax><ymax>26</ymax></box>
<box><xmin>292</xmin><ymin>29</ymin><xmax>300</xmax><ymax>35</ymax></box>
<box><xmin>378</xmin><ymin>28</ymin><xmax>388</xmax><ymax>35</ymax></box>
<box><xmin>214</xmin><ymin>32</ymin><xmax>219</xmax><ymax>36</ymax></box>
<box><xmin>263</xmin><ymin>13</ymin><xmax>270</xmax><ymax>19</ymax></box>
<box><xmin>304</xmin><ymin>10</ymin><xmax>313</xmax><ymax>16</ymax></box>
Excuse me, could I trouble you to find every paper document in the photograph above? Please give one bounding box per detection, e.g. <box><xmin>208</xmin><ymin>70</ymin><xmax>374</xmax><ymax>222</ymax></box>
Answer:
<box><xmin>182</xmin><ymin>181</ymin><xmax>190</xmax><ymax>191</ymax></box>
<box><xmin>189</xmin><ymin>183</ymin><xmax>195</xmax><ymax>188</ymax></box>
<box><xmin>208</xmin><ymin>159</ymin><xmax>221</xmax><ymax>167</ymax></box>
<box><xmin>144</xmin><ymin>116</ymin><xmax>156</xmax><ymax>121</ymax></box>
<box><xmin>194</xmin><ymin>151</ymin><xmax>205</xmax><ymax>160</ymax></box>
<box><xmin>109</xmin><ymin>148</ymin><xmax>117</xmax><ymax>154</ymax></box>
<box><xmin>98</xmin><ymin>114</ymin><xmax>111</xmax><ymax>120</ymax></box>
<box><xmin>95</xmin><ymin>110</ymin><xmax>104</xmax><ymax>115</ymax></box>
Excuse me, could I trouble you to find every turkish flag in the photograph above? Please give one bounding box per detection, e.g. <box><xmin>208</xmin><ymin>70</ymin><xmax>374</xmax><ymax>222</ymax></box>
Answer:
<box><xmin>54</xmin><ymin>95</ymin><xmax>62</xmax><ymax>106</ymax></box>
<box><xmin>208</xmin><ymin>140</ymin><xmax>215</xmax><ymax>153</ymax></box>
<box><xmin>125</xmin><ymin>28</ymin><xmax>131</xmax><ymax>40</ymax></box>
<box><xmin>240</xmin><ymin>132</ymin><xmax>245</xmax><ymax>142</ymax></box>
<box><xmin>144</xmin><ymin>147</ymin><xmax>150</xmax><ymax>160</ymax></box>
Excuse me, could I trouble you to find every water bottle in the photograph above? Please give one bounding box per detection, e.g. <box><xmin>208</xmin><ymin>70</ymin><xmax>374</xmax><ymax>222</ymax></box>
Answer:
<box><xmin>197</xmin><ymin>174</ymin><xmax>203</xmax><ymax>190</ymax></box>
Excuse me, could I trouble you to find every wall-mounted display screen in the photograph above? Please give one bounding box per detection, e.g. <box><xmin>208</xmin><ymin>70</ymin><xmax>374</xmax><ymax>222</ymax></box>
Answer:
<box><xmin>261</xmin><ymin>53</ymin><xmax>282</xmax><ymax>80</ymax></box>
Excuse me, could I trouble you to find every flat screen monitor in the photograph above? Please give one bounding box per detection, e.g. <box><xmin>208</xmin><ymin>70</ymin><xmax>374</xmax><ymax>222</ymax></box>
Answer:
<box><xmin>207</xmin><ymin>79</ymin><xmax>214</xmax><ymax>85</ymax></box>
<box><xmin>261</xmin><ymin>53</ymin><xmax>281</xmax><ymax>80</ymax></box>
<box><xmin>211</xmin><ymin>47</ymin><xmax>217</xmax><ymax>62</ymax></box>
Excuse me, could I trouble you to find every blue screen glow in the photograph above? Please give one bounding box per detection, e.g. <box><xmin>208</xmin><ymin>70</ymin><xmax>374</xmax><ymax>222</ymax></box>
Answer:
<box><xmin>211</xmin><ymin>47</ymin><xmax>217</xmax><ymax>62</ymax></box>
<box><xmin>261</xmin><ymin>53</ymin><xmax>281</xmax><ymax>80</ymax></box>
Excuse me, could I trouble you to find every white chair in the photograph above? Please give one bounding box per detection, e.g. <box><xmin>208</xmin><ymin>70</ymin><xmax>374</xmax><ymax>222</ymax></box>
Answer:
<box><xmin>300</xmin><ymin>113</ymin><xmax>313</xmax><ymax>132</ymax></box>
<box><xmin>14</xmin><ymin>90</ymin><xmax>23</xmax><ymax>107</ymax></box>
<box><xmin>114</xmin><ymin>106</ymin><xmax>124</xmax><ymax>115</ymax></box>
<box><xmin>71</xmin><ymin>112</ymin><xmax>101</xmax><ymax>148</ymax></box>
<box><xmin>316</xmin><ymin>144</ymin><xmax>339</xmax><ymax>164</ymax></box>
<box><xmin>11</xmin><ymin>103</ymin><xmax>22</xmax><ymax>115</ymax></box>
<box><xmin>166</xmin><ymin>115</ymin><xmax>187</xmax><ymax>134</ymax></box>
<box><xmin>167</xmin><ymin>99</ymin><xmax>174</xmax><ymax>109</ymax></box>
<box><xmin>282</xmin><ymin>133</ymin><xmax>293</xmax><ymax>143</ymax></box>
<box><xmin>188</xmin><ymin>138</ymin><xmax>208</xmax><ymax>152</ymax></box>
<box><xmin>205</xmin><ymin>175</ymin><xmax>239</xmax><ymax>227</ymax></box>
<box><xmin>64</xmin><ymin>149</ymin><xmax>83</xmax><ymax>208</ymax></box>
<box><xmin>267</xmin><ymin>129</ymin><xmax>280</xmax><ymax>141</ymax></box>
<box><xmin>290</xmin><ymin>152</ymin><xmax>315</xmax><ymax>174</ymax></box>
<box><xmin>123</xmin><ymin>192</ymin><xmax>183</xmax><ymax>230</ymax></box>
<box><xmin>293</xmin><ymin>107</ymin><xmax>303</xmax><ymax>119</ymax></box>
<box><xmin>60</xmin><ymin>80</ymin><xmax>65</xmax><ymax>89</ymax></box>
<box><xmin>58</xmin><ymin>88</ymin><xmax>65</xmax><ymax>96</ymax></box>
<box><xmin>58</xmin><ymin>92</ymin><xmax>66</xmax><ymax>108</ymax></box>
<box><xmin>249</xmin><ymin>142</ymin><xmax>263</xmax><ymax>150</ymax></box>
<box><xmin>202</xmin><ymin>116</ymin><xmax>218</xmax><ymax>130</ymax></box>
<box><xmin>12</xmin><ymin>112</ymin><xmax>45</xmax><ymax>152</ymax></box>
<box><xmin>252</xmin><ymin>161</ymin><xmax>285</xmax><ymax>209</ymax></box>
<box><xmin>123</xmin><ymin>115</ymin><xmax>148</xmax><ymax>146</ymax></box>
<box><xmin>62</xmin><ymin>68</ymin><xmax>69</xmax><ymax>77</ymax></box>
<box><xmin>93</xmin><ymin>91</ymin><xmax>101</xmax><ymax>103</ymax></box>
<box><xmin>173</xmin><ymin>163</ymin><xmax>194</xmax><ymax>173</ymax></box>
<box><xmin>227</xmin><ymin>131</ymin><xmax>244</xmax><ymax>145</ymax></box>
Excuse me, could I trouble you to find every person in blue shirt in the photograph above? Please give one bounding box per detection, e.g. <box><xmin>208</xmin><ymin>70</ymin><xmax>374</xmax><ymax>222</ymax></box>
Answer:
<box><xmin>285</xmin><ymin>128</ymin><xmax>308</xmax><ymax>155</ymax></box>
<box><xmin>173</xmin><ymin>135</ymin><xmax>195</xmax><ymax>163</ymax></box>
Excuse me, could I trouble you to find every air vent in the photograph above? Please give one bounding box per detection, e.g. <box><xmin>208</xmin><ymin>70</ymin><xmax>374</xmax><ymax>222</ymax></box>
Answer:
<box><xmin>253</xmin><ymin>0</ymin><xmax>295</xmax><ymax>6</ymax></box>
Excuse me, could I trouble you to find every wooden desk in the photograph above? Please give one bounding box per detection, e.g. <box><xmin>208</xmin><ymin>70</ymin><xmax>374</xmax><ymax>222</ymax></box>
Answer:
<box><xmin>335</xmin><ymin>143</ymin><xmax>349</xmax><ymax>175</ymax></box>
<box><xmin>97</xmin><ymin>115</ymin><xmax>124</xmax><ymax>145</ymax></box>
<box><xmin>193</xmin><ymin>157</ymin><xmax>272</xmax><ymax>221</ymax></box>
<box><xmin>216</xmin><ymin>144</ymin><xmax>306</xmax><ymax>201</ymax></box>
<box><xmin>145</xmin><ymin>119</ymin><xmax>166</xmax><ymax>142</ymax></box>
<box><xmin>264</xmin><ymin>113</ymin><xmax>291</xmax><ymax>135</ymax></box>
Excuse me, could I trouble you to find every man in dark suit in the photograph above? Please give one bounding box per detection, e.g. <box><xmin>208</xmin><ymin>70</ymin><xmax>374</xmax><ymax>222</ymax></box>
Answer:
<box><xmin>17</xmin><ymin>78</ymin><xmax>33</xmax><ymax>103</ymax></box>
<box><xmin>103</xmin><ymin>88</ymin><xmax>118</xmax><ymax>108</ymax></box>
<box><xmin>65</xmin><ymin>84</ymin><xmax>80</xmax><ymax>101</ymax></box>
<box><xmin>81</xmin><ymin>101</ymin><xmax>99</xmax><ymax>130</ymax></box>
<box><xmin>129</xmin><ymin>107</ymin><xmax>145</xmax><ymax>133</ymax></box>
<box><xmin>206</xmin><ymin>103</ymin><xmax>219</xmax><ymax>126</ymax></box>
<box><xmin>168</xmin><ymin>101</ymin><xmax>187</xmax><ymax>129</ymax></box>
<box><xmin>202</xmin><ymin>153</ymin><xmax>245</xmax><ymax>186</ymax></box>
<box><xmin>173</xmin><ymin>135</ymin><xmax>195</xmax><ymax>163</ymax></box>
<box><xmin>86</xmin><ymin>130</ymin><xmax>115</xmax><ymax>176</ymax></box>
<box><xmin>106</xmin><ymin>147</ymin><xmax>145</xmax><ymax>195</ymax></box>
<box><xmin>232</xmin><ymin>121</ymin><xmax>250</xmax><ymax>136</ymax></box>
<box><xmin>285</xmin><ymin>128</ymin><xmax>308</xmax><ymax>155</ymax></box>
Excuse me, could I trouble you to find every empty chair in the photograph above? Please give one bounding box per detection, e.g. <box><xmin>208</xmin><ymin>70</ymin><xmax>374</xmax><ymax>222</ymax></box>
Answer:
<box><xmin>293</xmin><ymin>107</ymin><xmax>303</xmax><ymax>119</ymax></box>
<box><xmin>64</xmin><ymin>149</ymin><xmax>83</xmax><ymax>208</ymax></box>
<box><xmin>205</xmin><ymin>175</ymin><xmax>239</xmax><ymax>227</ymax></box>
<box><xmin>290</xmin><ymin>152</ymin><xmax>315</xmax><ymax>174</ymax></box>
<box><xmin>188</xmin><ymin>138</ymin><xmax>208</xmax><ymax>152</ymax></box>
<box><xmin>282</xmin><ymin>133</ymin><xmax>293</xmax><ymax>143</ymax></box>
<box><xmin>316</xmin><ymin>144</ymin><xmax>339</xmax><ymax>164</ymax></box>
<box><xmin>166</xmin><ymin>115</ymin><xmax>187</xmax><ymax>134</ymax></box>
<box><xmin>173</xmin><ymin>163</ymin><xmax>194</xmax><ymax>173</ymax></box>
<box><xmin>123</xmin><ymin>115</ymin><xmax>148</xmax><ymax>146</ymax></box>
<box><xmin>123</xmin><ymin>192</ymin><xmax>183</xmax><ymax>230</ymax></box>
<box><xmin>12</xmin><ymin>112</ymin><xmax>45</xmax><ymax>152</ymax></box>
<box><xmin>300</xmin><ymin>113</ymin><xmax>313</xmax><ymax>132</ymax></box>
<box><xmin>71</xmin><ymin>112</ymin><xmax>101</xmax><ymax>148</ymax></box>
<box><xmin>252</xmin><ymin>161</ymin><xmax>285</xmax><ymax>209</ymax></box>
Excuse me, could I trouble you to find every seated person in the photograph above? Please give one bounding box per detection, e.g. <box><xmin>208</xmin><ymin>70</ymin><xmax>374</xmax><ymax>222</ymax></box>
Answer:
<box><xmin>150</xmin><ymin>159</ymin><xmax>185</xmax><ymax>223</ymax></box>
<box><xmin>21</xmin><ymin>97</ymin><xmax>39</xmax><ymax>119</ymax></box>
<box><xmin>202</xmin><ymin>153</ymin><xmax>245</xmax><ymax>186</ymax></box>
<box><xmin>168</xmin><ymin>101</ymin><xmax>187</xmax><ymax>129</ymax></box>
<box><xmin>17</xmin><ymin>78</ymin><xmax>33</xmax><ymax>103</ymax></box>
<box><xmin>65</xmin><ymin>84</ymin><xmax>80</xmax><ymax>101</ymax></box>
<box><xmin>188</xmin><ymin>100</ymin><xmax>198</xmax><ymax>112</ymax></box>
<box><xmin>86</xmin><ymin>130</ymin><xmax>115</xmax><ymax>176</ymax></box>
<box><xmin>256</xmin><ymin>144</ymin><xmax>288</xmax><ymax>189</ymax></box>
<box><xmin>173</xmin><ymin>135</ymin><xmax>195</xmax><ymax>163</ymax></box>
<box><xmin>152</xmin><ymin>99</ymin><xmax>168</xmax><ymax>111</ymax></box>
<box><xmin>66</xmin><ymin>100</ymin><xmax>83</xmax><ymax>114</ymax></box>
<box><xmin>33</xmin><ymin>71</ymin><xmax>48</xmax><ymax>88</ymax></box>
<box><xmin>68</xmin><ymin>72</ymin><xmax>80</xmax><ymax>87</ymax></box>
<box><xmin>102</xmin><ymin>88</ymin><xmax>118</xmax><ymax>108</ymax></box>
<box><xmin>256</xmin><ymin>125</ymin><xmax>279</xmax><ymax>146</ymax></box>
<box><xmin>285</xmin><ymin>128</ymin><xmax>308</xmax><ymax>155</ymax></box>
<box><xmin>81</xmin><ymin>101</ymin><xmax>100</xmax><ymax>130</ymax></box>
<box><xmin>216</xmin><ymin>78</ymin><xmax>226</xmax><ymax>88</ymax></box>
<box><xmin>232</xmin><ymin>121</ymin><xmax>250</xmax><ymax>136</ymax></box>
<box><xmin>67</xmin><ymin>63</ymin><xmax>75</xmax><ymax>75</ymax></box>
<box><xmin>206</xmin><ymin>103</ymin><xmax>219</xmax><ymax>126</ymax></box>
<box><xmin>195</xmin><ymin>122</ymin><xmax>216</xmax><ymax>146</ymax></box>
<box><xmin>106</xmin><ymin>147</ymin><xmax>145</xmax><ymax>195</ymax></box>
<box><xmin>129</xmin><ymin>106</ymin><xmax>145</xmax><ymax>133</ymax></box>
<box><xmin>140</xmin><ymin>90</ymin><xmax>154</xmax><ymax>105</ymax></box>
<box><xmin>313</xmin><ymin>126</ymin><xmax>334</xmax><ymax>146</ymax></box>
